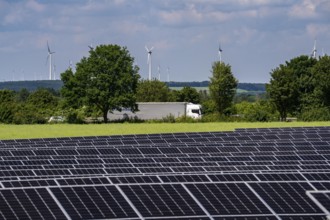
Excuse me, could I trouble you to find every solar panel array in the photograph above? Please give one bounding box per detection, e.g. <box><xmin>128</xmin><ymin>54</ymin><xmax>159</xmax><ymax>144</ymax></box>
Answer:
<box><xmin>0</xmin><ymin>126</ymin><xmax>329</xmax><ymax>219</ymax></box>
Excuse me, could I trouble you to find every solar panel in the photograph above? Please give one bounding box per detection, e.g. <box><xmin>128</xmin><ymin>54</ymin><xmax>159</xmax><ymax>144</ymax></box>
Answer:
<box><xmin>0</xmin><ymin>188</ymin><xmax>67</xmax><ymax>220</ymax></box>
<box><xmin>186</xmin><ymin>183</ymin><xmax>272</xmax><ymax>215</ymax></box>
<box><xmin>51</xmin><ymin>185</ymin><xmax>138</xmax><ymax>219</ymax></box>
<box><xmin>120</xmin><ymin>184</ymin><xmax>206</xmax><ymax>217</ymax></box>
<box><xmin>249</xmin><ymin>182</ymin><xmax>323</xmax><ymax>214</ymax></box>
<box><xmin>0</xmin><ymin>126</ymin><xmax>329</xmax><ymax>219</ymax></box>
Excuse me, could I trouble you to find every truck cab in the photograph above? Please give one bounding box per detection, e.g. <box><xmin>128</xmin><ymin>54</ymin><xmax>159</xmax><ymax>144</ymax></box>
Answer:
<box><xmin>186</xmin><ymin>103</ymin><xmax>202</xmax><ymax>119</ymax></box>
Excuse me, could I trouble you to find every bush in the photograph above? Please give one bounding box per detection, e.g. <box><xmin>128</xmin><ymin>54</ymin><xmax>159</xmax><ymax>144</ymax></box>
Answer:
<box><xmin>200</xmin><ymin>113</ymin><xmax>218</xmax><ymax>122</ymax></box>
<box><xmin>66</xmin><ymin>109</ymin><xmax>85</xmax><ymax>124</ymax></box>
<box><xmin>299</xmin><ymin>107</ymin><xmax>330</xmax><ymax>121</ymax></box>
<box><xmin>0</xmin><ymin>103</ymin><xmax>15</xmax><ymax>123</ymax></box>
<box><xmin>176</xmin><ymin>116</ymin><xmax>200</xmax><ymax>123</ymax></box>
<box><xmin>13</xmin><ymin>105</ymin><xmax>47</xmax><ymax>124</ymax></box>
<box><xmin>234</xmin><ymin>101</ymin><xmax>277</xmax><ymax>122</ymax></box>
<box><xmin>162</xmin><ymin>114</ymin><xmax>176</xmax><ymax>123</ymax></box>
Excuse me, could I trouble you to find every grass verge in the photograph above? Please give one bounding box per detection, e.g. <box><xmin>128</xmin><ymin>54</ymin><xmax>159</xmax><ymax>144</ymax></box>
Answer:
<box><xmin>0</xmin><ymin>121</ymin><xmax>329</xmax><ymax>140</ymax></box>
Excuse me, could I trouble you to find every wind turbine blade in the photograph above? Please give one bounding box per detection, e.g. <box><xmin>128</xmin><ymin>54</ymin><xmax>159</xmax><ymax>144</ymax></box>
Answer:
<box><xmin>150</xmin><ymin>46</ymin><xmax>154</xmax><ymax>51</ymax></box>
<box><xmin>145</xmin><ymin>45</ymin><xmax>149</xmax><ymax>52</ymax></box>
<box><xmin>47</xmin><ymin>41</ymin><xmax>51</xmax><ymax>53</ymax></box>
<box><xmin>219</xmin><ymin>42</ymin><xmax>222</xmax><ymax>52</ymax></box>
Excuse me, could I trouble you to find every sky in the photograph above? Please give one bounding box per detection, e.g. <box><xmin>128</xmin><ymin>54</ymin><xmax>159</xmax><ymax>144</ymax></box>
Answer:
<box><xmin>0</xmin><ymin>0</ymin><xmax>329</xmax><ymax>83</ymax></box>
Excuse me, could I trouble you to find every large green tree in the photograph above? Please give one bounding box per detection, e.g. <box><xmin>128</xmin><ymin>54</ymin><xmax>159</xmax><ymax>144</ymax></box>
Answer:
<box><xmin>285</xmin><ymin>55</ymin><xmax>317</xmax><ymax>111</ymax></box>
<box><xmin>267</xmin><ymin>65</ymin><xmax>299</xmax><ymax>121</ymax></box>
<box><xmin>209</xmin><ymin>61</ymin><xmax>238</xmax><ymax>115</ymax></box>
<box><xmin>266</xmin><ymin>55</ymin><xmax>330</xmax><ymax>121</ymax></box>
<box><xmin>311</xmin><ymin>55</ymin><xmax>330</xmax><ymax>107</ymax></box>
<box><xmin>61</xmin><ymin>44</ymin><xmax>140</xmax><ymax>123</ymax></box>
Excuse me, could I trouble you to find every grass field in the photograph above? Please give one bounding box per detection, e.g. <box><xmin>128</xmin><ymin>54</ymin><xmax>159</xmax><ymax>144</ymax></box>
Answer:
<box><xmin>0</xmin><ymin>122</ymin><xmax>329</xmax><ymax>140</ymax></box>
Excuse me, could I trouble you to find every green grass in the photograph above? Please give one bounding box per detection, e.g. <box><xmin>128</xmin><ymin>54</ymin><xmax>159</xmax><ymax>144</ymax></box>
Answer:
<box><xmin>0</xmin><ymin>122</ymin><xmax>329</xmax><ymax>140</ymax></box>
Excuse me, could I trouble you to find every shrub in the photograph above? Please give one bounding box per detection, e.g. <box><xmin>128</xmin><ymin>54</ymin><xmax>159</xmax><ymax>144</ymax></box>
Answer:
<box><xmin>175</xmin><ymin>116</ymin><xmax>199</xmax><ymax>123</ymax></box>
<box><xmin>13</xmin><ymin>105</ymin><xmax>47</xmax><ymax>124</ymax></box>
<box><xmin>0</xmin><ymin>103</ymin><xmax>15</xmax><ymax>123</ymax></box>
<box><xmin>299</xmin><ymin>107</ymin><xmax>330</xmax><ymax>121</ymax></box>
<box><xmin>66</xmin><ymin>109</ymin><xmax>85</xmax><ymax>124</ymax></box>
<box><xmin>162</xmin><ymin>114</ymin><xmax>176</xmax><ymax>123</ymax></box>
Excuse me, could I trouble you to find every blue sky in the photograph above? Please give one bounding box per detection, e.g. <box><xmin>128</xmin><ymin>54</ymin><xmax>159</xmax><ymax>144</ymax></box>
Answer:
<box><xmin>0</xmin><ymin>0</ymin><xmax>329</xmax><ymax>83</ymax></box>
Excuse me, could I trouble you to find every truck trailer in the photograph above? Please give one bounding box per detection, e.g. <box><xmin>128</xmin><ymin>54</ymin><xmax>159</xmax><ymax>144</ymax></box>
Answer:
<box><xmin>107</xmin><ymin>102</ymin><xmax>202</xmax><ymax>121</ymax></box>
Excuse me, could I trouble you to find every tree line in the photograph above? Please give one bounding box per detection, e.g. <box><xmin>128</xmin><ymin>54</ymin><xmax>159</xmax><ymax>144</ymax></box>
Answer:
<box><xmin>0</xmin><ymin>80</ymin><xmax>265</xmax><ymax>93</ymax></box>
<box><xmin>0</xmin><ymin>44</ymin><xmax>329</xmax><ymax>124</ymax></box>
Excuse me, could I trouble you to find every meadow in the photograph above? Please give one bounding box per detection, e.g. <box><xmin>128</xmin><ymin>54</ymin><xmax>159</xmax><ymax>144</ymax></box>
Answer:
<box><xmin>0</xmin><ymin>121</ymin><xmax>329</xmax><ymax>140</ymax></box>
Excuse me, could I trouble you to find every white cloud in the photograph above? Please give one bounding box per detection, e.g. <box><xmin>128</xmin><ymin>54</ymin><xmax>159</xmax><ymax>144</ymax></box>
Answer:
<box><xmin>3</xmin><ymin>5</ymin><xmax>24</xmax><ymax>25</ymax></box>
<box><xmin>158</xmin><ymin>3</ymin><xmax>203</xmax><ymax>26</ymax></box>
<box><xmin>233</xmin><ymin>27</ymin><xmax>259</xmax><ymax>44</ymax></box>
<box><xmin>114</xmin><ymin>21</ymin><xmax>148</xmax><ymax>35</ymax></box>
<box><xmin>289</xmin><ymin>0</ymin><xmax>320</xmax><ymax>18</ymax></box>
<box><xmin>153</xmin><ymin>40</ymin><xmax>173</xmax><ymax>50</ymax></box>
<box><xmin>306</xmin><ymin>23</ymin><xmax>330</xmax><ymax>38</ymax></box>
<box><xmin>26</xmin><ymin>0</ymin><xmax>45</xmax><ymax>12</ymax></box>
<box><xmin>236</xmin><ymin>0</ymin><xmax>274</xmax><ymax>6</ymax></box>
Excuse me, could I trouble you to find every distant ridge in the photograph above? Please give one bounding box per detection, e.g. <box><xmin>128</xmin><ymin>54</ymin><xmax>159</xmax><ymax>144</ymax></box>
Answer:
<box><xmin>0</xmin><ymin>80</ymin><xmax>63</xmax><ymax>91</ymax></box>
<box><xmin>166</xmin><ymin>81</ymin><xmax>266</xmax><ymax>92</ymax></box>
<box><xmin>0</xmin><ymin>80</ymin><xmax>266</xmax><ymax>92</ymax></box>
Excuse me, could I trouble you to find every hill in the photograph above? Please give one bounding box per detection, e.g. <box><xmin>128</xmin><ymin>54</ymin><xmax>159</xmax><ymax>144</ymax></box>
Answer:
<box><xmin>0</xmin><ymin>80</ymin><xmax>63</xmax><ymax>91</ymax></box>
<box><xmin>0</xmin><ymin>80</ymin><xmax>266</xmax><ymax>92</ymax></box>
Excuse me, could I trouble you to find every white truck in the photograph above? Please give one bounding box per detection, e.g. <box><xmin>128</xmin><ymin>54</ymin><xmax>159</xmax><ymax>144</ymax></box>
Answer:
<box><xmin>108</xmin><ymin>102</ymin><xmax>202</xmax><ymax>121</ymax></box>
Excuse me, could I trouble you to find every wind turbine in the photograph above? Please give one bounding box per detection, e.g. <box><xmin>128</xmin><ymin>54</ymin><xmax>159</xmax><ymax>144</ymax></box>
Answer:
<box><xmin>218</xmin><ymin>42</ymin><xmax>223</xmax><ymax>63</ymax></box>
<box><xmin>53</xmin><ymin>65</ymin><xmax>56</xmax><ymax>80</ymax></box>
<box><xmin>69</xmin><ymin>60</ymin><xmax>72</xmax><ymax>69</ymax></box>
<box><xmin>46</xmin><ymin>41</ymin><xmax>55</xmax><ymax>80</ymax></box>
<box><xmin>311</xmin><ymin>39</ymin><xmax>317</xmax><ymax>59</ymax></box>
<box><xmin>145</xmin><ymin>45</ymin><xmax>154</xmax><ymax>80</ymax></box>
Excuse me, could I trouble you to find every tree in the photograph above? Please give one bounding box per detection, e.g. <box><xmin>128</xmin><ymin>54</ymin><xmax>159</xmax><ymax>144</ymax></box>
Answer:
<box><xmin>311</xmin><ymin>55</ymin><xmax>330</xmax><ymax>107</ymax></box>
<box><xmin>285</xmin><ymin>55</ymin><xmax>317</xmax><ymax>111</ymax></box>
<box><xmin>136</xmin><ymin>79</ymin><xmax>171</xmax><ymax>102</ymax></box>
<box><xmin>61</xmin><ymin>44</ymin><xmax>140</xmax><ymax>123</ymax></box>
<box><xmin>266</xmin><ymin>65</ymin><xmax>299</xmax><ymax>121</ymax></box>
<box><xmin>27</xmin><ymin>88</ymin><xmax>59</xmax><ymax>111</ymax></box>
<box><xmin>209</xmin><ymin>61</ymin><xmax>238</xmax><ymax>115</ymax></box>
<box><xmin>0</xmin><ymin>89</ymin><xmax>15</xmax><ymax>103</ymax></box>
<box><xmin>16</xmin><ymin>88</ymin><xmax>30</xmax><ymax>102</ymax></box>
<box><xmin>176</xmin><ymin>86</ymin><xmax>201</xmax><ymax>103</ymax></box>
<box><xmin>0</xmin><ymin>90</ymin><xmax>16</xmax><ymax>123</ymax></box>
<box><xmin>61</xmin><ymin>68</ymin><xmax>84</xmax><ymax>109</ymax></box>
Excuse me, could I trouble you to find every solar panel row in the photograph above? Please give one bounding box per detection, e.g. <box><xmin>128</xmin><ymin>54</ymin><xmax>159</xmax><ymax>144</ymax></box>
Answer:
<box><xmin>0</xmin><ymin>182</ymin><xmax>328</xmax><ymax>219</ymax></box>
<box><xmin>0</xmin><ymin>126</ymin><xmax>329</xmax><ymax>219</ymax></box>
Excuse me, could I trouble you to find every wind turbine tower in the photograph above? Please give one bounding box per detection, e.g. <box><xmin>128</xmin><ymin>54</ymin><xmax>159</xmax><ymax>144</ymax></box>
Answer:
<box><xmin>145</xmin><ymin>46</ymin><xmax>154</xmax><ymax>80</ymax></box>
<box><xmin>47</xmin><ymin>41</ymin><xmax>55</xmax><ymax>80</ymax></box>
<box><xmin>218</xmin><ymin>42</ymin><xmax>223</xmax><ymax>63</ymax></box>
<box><xmin>53</xmin><ymin>65</ymin><xmax>56</xmax><ymax>80</ymax></box>
<box><xmin>311</xmin><ymin>40</ymin><xmax>317</xmax><ymax>59</ymax></box>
